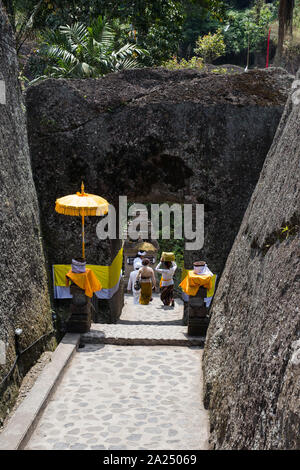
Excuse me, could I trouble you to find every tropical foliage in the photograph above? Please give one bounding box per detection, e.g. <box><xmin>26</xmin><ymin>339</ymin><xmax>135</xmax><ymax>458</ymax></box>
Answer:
<box><xmin>180</xmin><ymin>3</ymin><xmax>220</xmax><ymax>58</ymax></box>
<box><xmin>34</xmin><ymin>16</ymin><xmax>147</xmax><ymax>80</ymax></box>
<box><xmin>162</xmin><ymin>55</ymin><xmax>204</xmax><ymax>70</ymax></box>
<box><xmin>134</xmin><ymin>1</ymin><xmax>184</xmax><ymax>65</ymax></box>
<box><xmin>194</xmin><ymin>28</ymin><xmax>226</xmax><ymax>63</ymax></box>
<box><xmin>223</xmin><ymin>3</ymin><xmax>277</xmax><ymax>56</ymax></box>
<box><xmin>6</xmin><ymin>1</ymin><xmax>229</xmax><ymax>63</ymax></box>
<box><xmin>3</xmin><ymin>0</ymin><xmax>300</xmax><ymax>74</ymax></box>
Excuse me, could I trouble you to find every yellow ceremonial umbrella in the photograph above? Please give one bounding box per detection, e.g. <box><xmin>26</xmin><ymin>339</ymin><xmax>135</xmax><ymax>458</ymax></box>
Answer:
<box><xmin>55</xmin><ymin>182</ymin><xmax>109</xmax><ymax>259</ymax></box>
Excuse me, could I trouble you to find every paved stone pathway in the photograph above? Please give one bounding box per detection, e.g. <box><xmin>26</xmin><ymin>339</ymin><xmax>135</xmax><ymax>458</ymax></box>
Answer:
<box><xmin>82</xmin><ymin>294</ymin><xmax>205</xmax><ymax>346</ymax></box>
<box><xmin>120</xmin><ymin>293</ymin><xmax>184</xmax><ymax>324</ymax></box>
<box><xmin>25</xmin><ymin>295</ymin><xmax>209</xmax><ymax>450</ymax></box>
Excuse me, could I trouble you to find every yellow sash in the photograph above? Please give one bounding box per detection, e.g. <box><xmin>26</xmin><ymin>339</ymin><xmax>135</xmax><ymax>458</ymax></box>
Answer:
<box><xmin>53</xmin><ymin>247</ymin><xmax>123</xmax><ymax>290</ymax></box>
<box><xmin>159</xmin><ymin>276</ymin><xmax>168</xmax><ymax>288</ymax></box>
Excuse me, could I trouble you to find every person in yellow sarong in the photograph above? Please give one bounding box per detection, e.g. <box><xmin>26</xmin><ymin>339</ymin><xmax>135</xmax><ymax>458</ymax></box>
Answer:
<box><xmin>136</xmin><ymin>258</ymin><xmax>156</xmax><ymax>305</ymax></box>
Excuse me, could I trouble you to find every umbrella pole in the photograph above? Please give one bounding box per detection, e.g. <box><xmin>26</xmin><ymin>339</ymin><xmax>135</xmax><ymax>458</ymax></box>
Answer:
<box><xmin>82</xmin><ymin>214</ymin><xmax>85</xmax><ymax>259</ymax></box>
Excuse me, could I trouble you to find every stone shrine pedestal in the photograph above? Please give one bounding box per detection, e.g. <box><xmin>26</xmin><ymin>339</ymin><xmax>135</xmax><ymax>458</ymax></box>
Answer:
<box><xmin>66</xmin><ymin>284</ymin><xmax>92</xmax><ymax>333</ymax></box>
<box><xmin>187</xmin><ymin>286</ymin><xmax>209</xmax><ymax>336</ymax></box>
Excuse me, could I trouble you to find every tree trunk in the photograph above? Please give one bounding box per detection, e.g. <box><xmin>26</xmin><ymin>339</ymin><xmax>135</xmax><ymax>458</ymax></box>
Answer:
<box><xmin>255</xmin><ymin>0</ymin><xmax>265</xmax><ymax>23</ymax></box>
<box><xmin>2</xmin><ymin>0</ymin><xmax>16</xmax><ymax>31</ymax></box>
<box><xmin>275</xmin><ymin>0</ymin><xmax>295</xmax><ymax>64</ymax></box>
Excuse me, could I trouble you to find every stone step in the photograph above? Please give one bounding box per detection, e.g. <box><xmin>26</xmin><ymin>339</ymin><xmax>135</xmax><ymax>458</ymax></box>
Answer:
<box><xmin>80</xmin><ymin>324</ymin><xmax>204</xmax><ymax>347</ymax></box>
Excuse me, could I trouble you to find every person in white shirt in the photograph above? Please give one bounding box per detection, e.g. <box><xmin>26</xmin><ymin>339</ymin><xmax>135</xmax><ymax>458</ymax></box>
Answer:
<box><xmin>127</xmin><ymin>262</ymin><xmax>142</xmax><ymax>304</ymax></box>
<box><xmin>155</xmin><ymin>257</ymin><xmax>177</xmax><ymax>307</ymax></box>
<box><xmin>133</xmin><ymin>251</ymin><xmax>146</xmax><ymax>270</ymax></box>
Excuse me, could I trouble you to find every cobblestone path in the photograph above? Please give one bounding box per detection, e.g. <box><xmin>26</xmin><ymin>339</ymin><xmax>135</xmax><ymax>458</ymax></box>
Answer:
<box><xmin>25</xmin><ymin>295</ymin><xmax>209</xmax><ymax>450</ymax></box>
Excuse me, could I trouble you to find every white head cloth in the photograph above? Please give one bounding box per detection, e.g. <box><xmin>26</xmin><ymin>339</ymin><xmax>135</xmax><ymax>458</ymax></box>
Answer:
<box><xmin>138</xmin><ymin>251</ymin><xmax>146</xmax><ymax>256</ymax></box>
<box><xmin>193</xmin><ymin>264</ymin><xmax>213</xmax><ymax>276</ymax></box>
<box><xmin>133</xmin><ymin>257</ymin><xmax>142</xmax><ymax>270</ymax></box>
<box><xmin>71</xmin><ymin>259</ymin><xmax>86</xmax><ymax>273</ymax></box>
<box><xmin>134</xmin><ymin>261</ymin><xmax>142</xmax><ymax>270</ymax></box>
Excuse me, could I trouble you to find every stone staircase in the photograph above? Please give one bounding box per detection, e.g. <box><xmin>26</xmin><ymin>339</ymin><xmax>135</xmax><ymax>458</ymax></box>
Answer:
<box><xmin>81</xmin><ymin>294</ymin><xmax>205</xmax><ymax>347</ymax></box>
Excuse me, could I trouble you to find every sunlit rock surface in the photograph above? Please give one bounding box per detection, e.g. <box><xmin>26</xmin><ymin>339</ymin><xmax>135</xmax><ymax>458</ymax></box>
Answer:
<box><xmin>203</xmin><ymin>69</ymin><xmax>300</xmax><ymax>449</ymax></box>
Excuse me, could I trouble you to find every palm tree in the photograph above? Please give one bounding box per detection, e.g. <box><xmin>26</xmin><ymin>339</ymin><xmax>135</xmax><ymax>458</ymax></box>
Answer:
<box><xmin>34</xmin><ymin>16</ymin><xmax>148</xmax><ymax>80</ymax></box>
<box><xmin>275</xmin><ymin>0</ymin><xmax>295</xmax><ymax>61</ymax></box>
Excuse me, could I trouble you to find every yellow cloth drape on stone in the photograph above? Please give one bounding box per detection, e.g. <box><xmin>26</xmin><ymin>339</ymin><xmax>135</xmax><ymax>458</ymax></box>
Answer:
<box><xmin>66</xmin><ymin>268</ymin><xmax>102</xmax><ymax>297</ymax></box>
<box><xmin>87</xmin><ymin>247</ymin><xmax>123</xmax><ymax>289</ymax></box>
<box><xmin>179</xmin><ymin>270</ymin><xmax>213</xmax><ymax>296</ymax></box>
<box><xmin>206</xmin><ymin>274</ymin><xmax>217</xmax><ymax>298</ymax></box>
<box><xmin>53</xmin><ymin>248</ymin><xmax>123</xmax><ymax>290</ymax></box>
<box><xmin>181</xmin><ymin>268</ymin><xmax>189</xmax><ymax>281</ymax></box>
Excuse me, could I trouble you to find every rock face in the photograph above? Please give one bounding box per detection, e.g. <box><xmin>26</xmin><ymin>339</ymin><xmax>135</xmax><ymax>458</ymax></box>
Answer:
<box><xmin>203</xmin><ymin>70</ymin><xmax>300</xmax><ymax>449</ymax></box>
<box><xmin>26</xmin><ymin>67</ymin><xmax>293</xmax><ymax>296</ymax></box>
<box><xmin>0</xmin><ymin>5</ymin><xmax>52</xmax><ymax>422</ymax></box>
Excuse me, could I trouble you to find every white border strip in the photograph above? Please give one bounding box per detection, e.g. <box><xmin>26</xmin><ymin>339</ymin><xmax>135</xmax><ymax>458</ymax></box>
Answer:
<box><xmin>0</xmin><ymin>80</ymin><xmax>6</xmax><ymax>105</ymax></box>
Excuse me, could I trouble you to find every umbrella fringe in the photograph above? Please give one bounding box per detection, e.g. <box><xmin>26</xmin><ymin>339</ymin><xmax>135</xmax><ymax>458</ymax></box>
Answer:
<box><xmin>55</xmin><ymin>204</ymin><xmax>98</xmax><ymax>216</ymax></box>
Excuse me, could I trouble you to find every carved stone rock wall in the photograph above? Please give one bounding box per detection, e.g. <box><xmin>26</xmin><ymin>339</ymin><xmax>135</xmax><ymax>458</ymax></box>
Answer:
<box><xmin>203</xmin><ymin>70</ymin><xmax>300</xmax><ymax>449</ymax></box>
<box><xmin>0</xmin><ymin>4</ymin><xmax>52</xmax><ymax>424</ymax></box>
<box><xmin>26</xmin><ymin>67</ymin><xmax>293</xmax><ymax>282</ymax></box>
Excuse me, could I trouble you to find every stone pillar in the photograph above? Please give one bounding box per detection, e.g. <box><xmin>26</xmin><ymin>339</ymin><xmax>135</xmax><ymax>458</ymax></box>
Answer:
<box><xmin>187</xmin><ymin>286</ymin><xmax>209</xmax><ymax>336</ymax></box>
<box><xmin>66</xmin><ymin>285</ymin><xmax>92</xmax><ymax>333</ymax></box>
<box><xmin>182</xmin><ymin>301</ymin><xmax>189</xmax><ymax>326</ymax></box>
